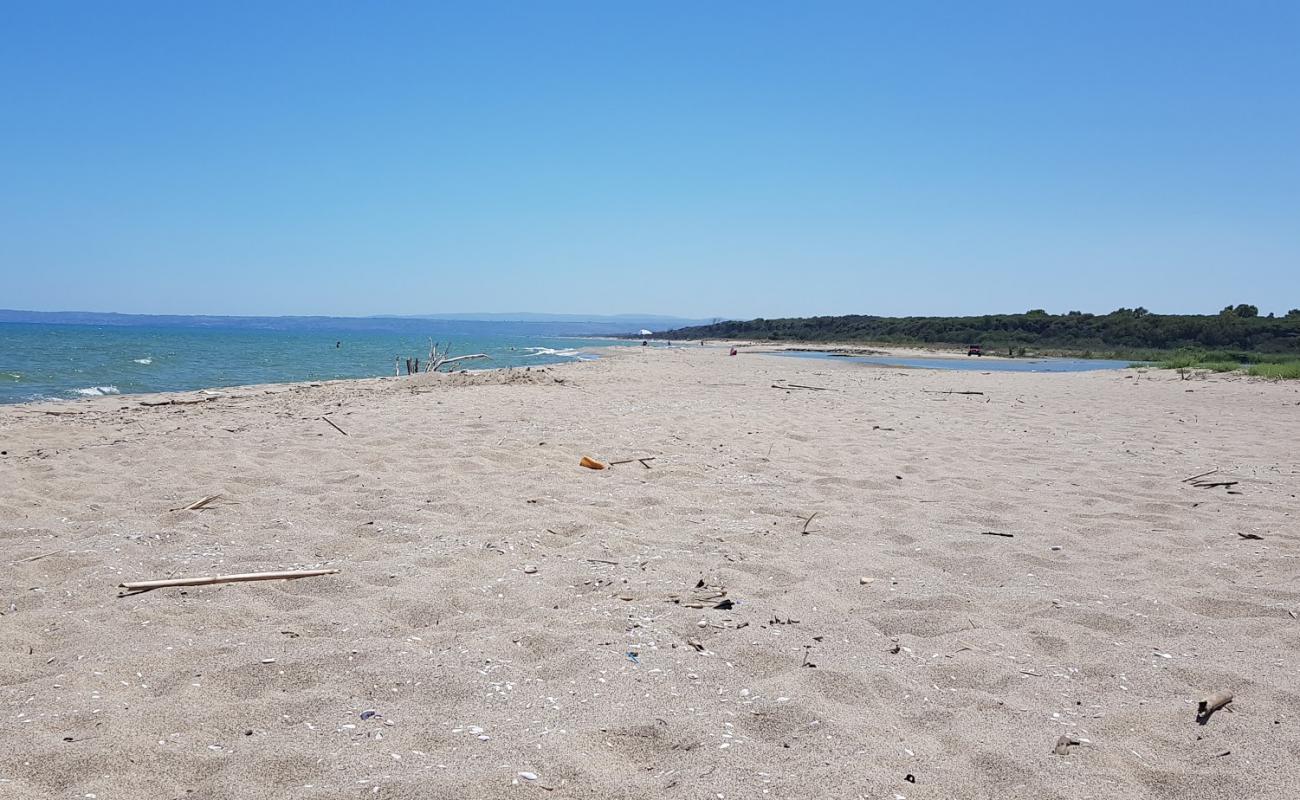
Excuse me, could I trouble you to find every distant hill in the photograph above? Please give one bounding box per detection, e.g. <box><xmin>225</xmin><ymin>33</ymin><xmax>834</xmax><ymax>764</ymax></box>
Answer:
<box><xmin>0</xmin><ymin>309</ymin><xmax>711</xmax><ymax>337</ymax></box>
<box><xmin>655</xmin><ymin>307</ymin><xmax>1300</xmax><ymax>355</ymax></box>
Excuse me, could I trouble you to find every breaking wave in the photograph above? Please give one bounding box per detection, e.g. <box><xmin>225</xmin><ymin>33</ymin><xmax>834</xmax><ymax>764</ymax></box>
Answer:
<box><xmin>72</xmin><ymin>385</ymin><xmax>121</xmax><ymax>397</ymax></box>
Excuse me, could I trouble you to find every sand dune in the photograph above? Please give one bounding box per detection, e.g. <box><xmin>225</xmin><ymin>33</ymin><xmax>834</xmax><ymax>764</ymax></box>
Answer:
<box><xmin>2</xmin><ymin>347</ymin><xmax>1298</xmax><ymax>799</ymax></box>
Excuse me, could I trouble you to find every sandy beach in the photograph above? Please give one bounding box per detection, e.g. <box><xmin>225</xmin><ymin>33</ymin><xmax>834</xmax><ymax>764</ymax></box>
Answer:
<box><xmin>2</xmin><ymin>346</ymin><xmax>1299</xmax><ymax>799</ymax></box>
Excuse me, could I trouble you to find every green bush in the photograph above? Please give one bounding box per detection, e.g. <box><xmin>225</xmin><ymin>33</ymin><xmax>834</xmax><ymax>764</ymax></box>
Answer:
<box><xmin>1248</xmin><ymin>361</ymin><xmax>1300</xmax><ymax>379</ymax></box>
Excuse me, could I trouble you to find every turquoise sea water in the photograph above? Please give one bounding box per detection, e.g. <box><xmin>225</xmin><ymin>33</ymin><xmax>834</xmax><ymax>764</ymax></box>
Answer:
<box><xmin>0</xmin><ymin>321</ymin><xmax>633</xmax><ymax>404</ymax></box>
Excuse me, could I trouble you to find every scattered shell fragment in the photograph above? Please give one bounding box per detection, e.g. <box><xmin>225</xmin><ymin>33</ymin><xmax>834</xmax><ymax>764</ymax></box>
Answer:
<box><xmin>523</xmin><ymin>564</ymin><xmax>538</xmax><ymax>575</ymax></box>
<box><xmin>860</xmin><ymin>576</ymin><xmax>874</xmax><ymax>584</ymax></box>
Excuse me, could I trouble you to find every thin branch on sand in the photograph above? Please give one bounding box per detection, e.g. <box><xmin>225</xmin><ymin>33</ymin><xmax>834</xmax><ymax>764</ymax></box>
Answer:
<box><xmin>119</xmin><ymin>568</ymin><xmax>340</xmax><ymax>596</ymax></box>
<box><xmin>171</xmin><ymin>494</ymin><xmax>222</xmax><ymax>511</ymax></box>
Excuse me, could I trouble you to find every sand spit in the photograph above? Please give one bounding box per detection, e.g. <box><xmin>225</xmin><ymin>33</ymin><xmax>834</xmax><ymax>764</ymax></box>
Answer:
<box><xmin>2</xmin><ymin>349</ymin><xmax>1298</xmax><ymax>798</ymax></box>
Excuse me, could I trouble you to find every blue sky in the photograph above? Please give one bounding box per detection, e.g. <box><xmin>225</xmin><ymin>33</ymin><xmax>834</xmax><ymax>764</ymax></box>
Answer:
<box><xmin>2</xmin><ymin>1</ymin><xmax>1296</xmax><ymax>318</ymax></box>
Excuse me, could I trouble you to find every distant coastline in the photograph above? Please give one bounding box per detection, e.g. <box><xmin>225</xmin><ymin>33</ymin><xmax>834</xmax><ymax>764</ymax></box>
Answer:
<box><xmin>0</xmin><ymin>309</ymin><xmax>710</xmax><ymax>336</ymax></box>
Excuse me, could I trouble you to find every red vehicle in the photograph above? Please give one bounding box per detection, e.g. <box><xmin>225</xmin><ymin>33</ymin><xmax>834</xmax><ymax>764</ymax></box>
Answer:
<box><xmin>967</xmin><ymin>344</ymin><xmax>982</xmax><ymax>356</ymax></box>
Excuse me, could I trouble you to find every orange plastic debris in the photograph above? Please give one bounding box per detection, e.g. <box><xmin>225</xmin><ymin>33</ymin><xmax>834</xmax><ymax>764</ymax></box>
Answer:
<box><xmin>579</xmin><ymin>456</ymin><xmax>606</xmax><ymax>470</ymax></box>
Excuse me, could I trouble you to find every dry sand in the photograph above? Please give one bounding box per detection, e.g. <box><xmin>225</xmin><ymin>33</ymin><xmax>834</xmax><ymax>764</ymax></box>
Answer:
<box><xmin>2</xmin><ymin>346</ymin><xmax>1299</xmax><ymax>799</ymax></box>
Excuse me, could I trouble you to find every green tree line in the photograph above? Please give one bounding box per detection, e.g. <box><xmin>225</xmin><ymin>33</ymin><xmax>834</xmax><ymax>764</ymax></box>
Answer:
<box><xmin>656</xmin><ymin>307</ymin><xmax>1300</xmax><ymax>356</ymax></box>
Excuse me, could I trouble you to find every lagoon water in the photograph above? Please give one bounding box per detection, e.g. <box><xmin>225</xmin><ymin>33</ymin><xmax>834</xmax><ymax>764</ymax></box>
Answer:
<box><xmin>768</xmin><ymin>349</ymin><xmax>1134</xmax><ymax>373</ymax></box>
<box><xmin>0</xmin><ymin>320</ymin><xmax>630</xmax><ymax>404</ymax></box>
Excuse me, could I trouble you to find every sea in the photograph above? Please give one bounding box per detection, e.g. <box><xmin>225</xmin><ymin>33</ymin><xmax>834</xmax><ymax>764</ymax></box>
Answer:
<box><xmin>0</xmin><ymin>318</ymin><xmax>651</xmax><ymax>405</ymax></box>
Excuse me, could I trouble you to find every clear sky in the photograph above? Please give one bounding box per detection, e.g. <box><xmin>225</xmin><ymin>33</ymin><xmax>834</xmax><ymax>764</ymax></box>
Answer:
<box><xmin>2</xmin><ymin>1</ymin><xmax>1296</xmax><ymax>319</ymax></box>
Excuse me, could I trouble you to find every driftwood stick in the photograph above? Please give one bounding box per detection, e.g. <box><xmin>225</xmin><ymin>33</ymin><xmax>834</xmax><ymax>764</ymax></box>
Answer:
<box><xmin>13</xmin><ymin>549</ymin><xmax>65</xmax><ymax>564</ymax></box>
<box><xmin>1197</xmin><ymin>690</ymin><xmax>1233</xmax><ymax>723</ymax></box>
<box><xmin>434</xmin><ymin>353</ymin><xmax>491</xmax><ymax>371</ymax></box>
<box><xmin>140</xmin><ymin>397</ymin><xmax>216</xmax><ymax>407</ymax></box>
<box><xmin>923</xmin><ymin>390</ymin><xmax>985</xmax><ymax>396</ymax></box>
<box><xmin>173</xmin><ymin>493</ymin><xmax>222</xmax><ymax>511</ymax></box>
<box><xmin>320</xmin><ymin>416</ymin><xmax>349</xmax><ymax>436</ymax></box>
<box><xmin>800</xmin><ymin>512</ymin><xmax>819</xmax><ymax>534</ymax></box>
<box><xmin>119</xmin><ymin>568</ymin><xmax>340</xmax><ymax>595</ymax></box>
<box><xmin>1053</xmin><ymin>735</ymin><xmax>1080</xmax><ymax>755</ymax></box>
<box><xmin>1194</xmin><ymin>481</ymin><xmax>1237</xmax><ymax>489</ymax></box>
<box><xmin>980</xmin><ymin>531</ymin><xmax>1015</xmax><ymax>538</ymax></box>
<box><xmin>1181</xmin><ymin>468</ymin><xmax>1219</xmax><ymax>483</ymax></box>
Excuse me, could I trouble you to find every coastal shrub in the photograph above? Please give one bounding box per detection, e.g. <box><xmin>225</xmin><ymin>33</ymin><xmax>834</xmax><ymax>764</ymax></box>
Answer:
<box><xmin>1247</xmin><ymin>361</ymin><xmax>1300</xmax><ymax>379</ymax></box>
<box><xmin>658</xmin><ymin>309</ymin><xmax>1300</xmax><ymax>358</ymax></box>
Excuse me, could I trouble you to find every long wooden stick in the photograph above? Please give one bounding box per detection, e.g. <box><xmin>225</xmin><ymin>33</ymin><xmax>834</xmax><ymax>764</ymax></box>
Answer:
<box><xmin>140</xmin><ymin>397</ymin><xmax>216</xmax><ymax>407</ymax></box>
<box><xmin>434</xmin><ymin>353</ymin><xmax>491</xmax><ymax>370</ymax></box>
<box><xmin>320</xmin><ymin>416</ymin><xmax>349</xmax><ymax>436</ymax></box>
<box><xmin>13</xmin><ymin>549</ymin><xmax>64</xmax><ymax>564</ymax></box>
<box><xmin>119</xmin><ymin>568</ymin><xmax>339</xmax><ymax>594</ymax></box>
<box><xmin>172</xmin><ymin>493</ymin><xmax>222</xmax><ymax>511</ymax></box>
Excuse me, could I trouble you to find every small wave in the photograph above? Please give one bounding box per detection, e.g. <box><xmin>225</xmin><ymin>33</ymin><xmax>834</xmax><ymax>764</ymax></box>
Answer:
<box><xmin>73</xmin><ymin>385</ymin><xmax>121</xmax><ymax>397</ymax></box>
<box><xmin>3</xmin><ymin>372</ymin><xmax>21</xmax><ymax>381</ymax></box>
<box><xmin>525</xmin><ymin>347</ymin><xmax>581</xmax><ymax>358</ymax></box>
<box><xmin>133</xmin><ymin>358</ymin><xmax>153</xmax><ymax>365</ymax></box>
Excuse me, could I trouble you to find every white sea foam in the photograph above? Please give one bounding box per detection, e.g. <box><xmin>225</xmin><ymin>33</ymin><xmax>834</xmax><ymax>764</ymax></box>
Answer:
<box><xmin>524</xmin><ymin>347</ymin><xmax>582</xmax><ymax>358</ymax></box>
<box><xmin>73</xmin><ymin>385</ymin><xmax>121</xmax><ymax>397</ymax></box>
<box><xmin>133</xmin><ymin>358</ymin><xmax>153</xmax><ymax>365</ymax></box>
